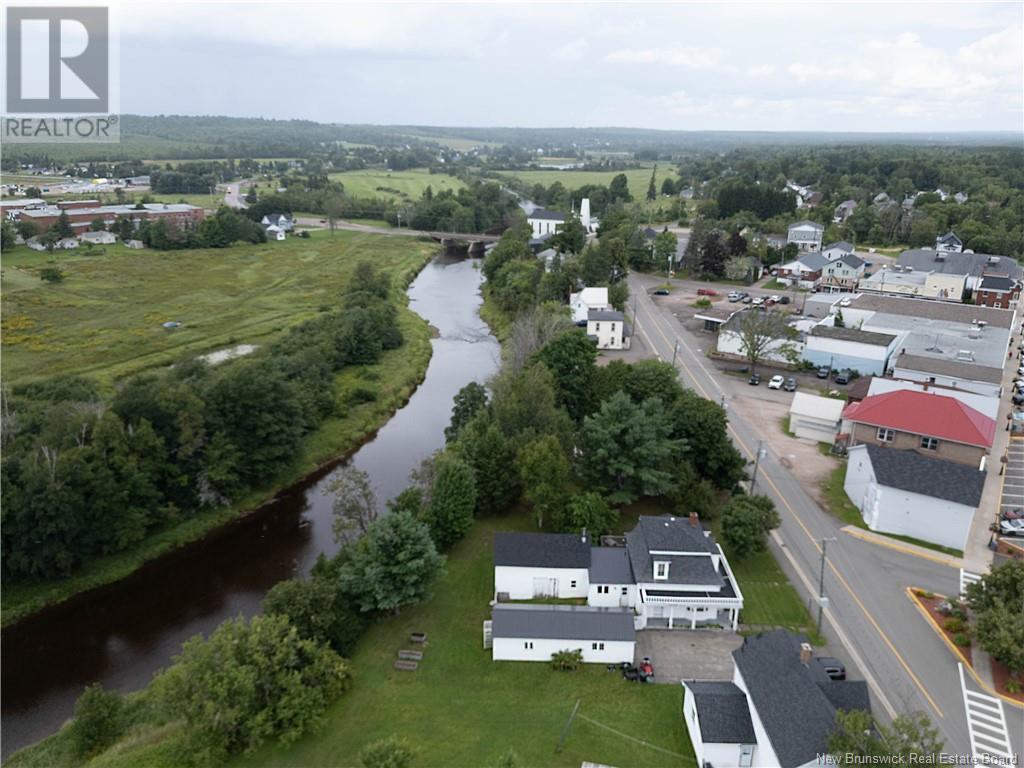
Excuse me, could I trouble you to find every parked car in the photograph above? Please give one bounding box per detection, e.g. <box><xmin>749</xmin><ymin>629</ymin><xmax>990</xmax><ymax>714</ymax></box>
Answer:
<box><xmin>728</xmin><ymin>291</ymin><xmax>741</xmax><ymax>302</ymax></box>
<box><xmin>816</xmin><ymin>366</ymin><xmax>831</xmax><ymax>379</ymax></box>
<box><xmin>653</xmin><ymin>289</ymin><xmax>670</xmax><ymax>296</ymax></box>
<box><xmin>1002</xmin><ymin>508</ymin><xmax>1024</xmax><ymax>520</ymax></box>
<box><xmin>770</xmin><ymin>295</ymin><xmax>782</xmax><ymax>303</ymax></box>
<box><xmin>778</xmin><ymin>296</ymin><xmax>791</xmax><ymax>305</ymax></box>
<box><xmin>752</xmin><ymin>297</ymin><xmax>765</xmax><ymax>306</ymax></box>
<box><xmin>839</xmin><ymin>298</ymin><xmax>852</xmax><ymax>307</ymax></box>
<box><xmin>741</xmin><ymin>295</ymin><xmax>753</xmax><ymax>304</ymax></box>
<box><xmin>999</xmin><ymin>518</ymin><xmax>1024</xmax><ymax>537</ymax></box>
<box><xmin>863</xmin><ymin>261</ymin><xmax>873</xmax><ymax>267</ymax></box>
<box><xmin>1014</xmin><ymin>392</ymin><xmax>1024</xmax><ymax>406</ymax></box>
<box><xmin>697</xmin><ymin>288</ymin><xmax>718</xmax><ymax>296</ymax></box>
<box><xmin>834</xmin><ymin>369</ymin><xmax>853</xmax><ymax>385</ymax></box>
<box><xmin>768</xmin><ymin>375</ymin><xmax>785</xmax><ymax>390</ymax></box>
<box><xmin>784</xmin><ymin>377</ymin><xmax>798</xmax><ymax>392</ymax></box>
<box><xmin>748</xmin><ymin>373</ymin><xmax>761</xmax><ymax>386</ymax></box>
<box><xmin>815</xmin><ymin>657</ymin><xmax>847</xmax><ymax>681</ymax></box>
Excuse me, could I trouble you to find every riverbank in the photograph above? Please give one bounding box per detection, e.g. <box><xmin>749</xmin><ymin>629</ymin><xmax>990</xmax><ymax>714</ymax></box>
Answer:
<box><xmin>2</xmin><ymin>283</ymin><xmax>434</xmax><ymax>628</ymax></box>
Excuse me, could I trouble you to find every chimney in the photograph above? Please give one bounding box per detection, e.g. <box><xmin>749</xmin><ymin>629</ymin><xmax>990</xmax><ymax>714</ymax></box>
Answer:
<box><xmin>689</xmin><ymin>512</ymin><xmax>699</xmax><ymax>527</ymax></box>
<box><xmin>581</xmin><ymin>527</ymin><xmax>587</xmax><ymax>544</ymax></box>
<box><xmin>799</xmin><ymin>642</ymin><xmax>813</xmax><ymax>665</ymax></box>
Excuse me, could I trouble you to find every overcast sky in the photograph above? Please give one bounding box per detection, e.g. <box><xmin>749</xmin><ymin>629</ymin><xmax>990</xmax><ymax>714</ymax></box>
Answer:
<box><xmin>117</xmin><ymin>1</ymin><xmax>1023</xmax><ymax>132</ymax></box>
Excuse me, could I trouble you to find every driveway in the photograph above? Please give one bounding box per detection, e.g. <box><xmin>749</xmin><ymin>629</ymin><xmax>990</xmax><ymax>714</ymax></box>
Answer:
<box><xmin>633</xmin><ymin>630</ymin><xmax>744</xmax><ymax>684</ymax></box>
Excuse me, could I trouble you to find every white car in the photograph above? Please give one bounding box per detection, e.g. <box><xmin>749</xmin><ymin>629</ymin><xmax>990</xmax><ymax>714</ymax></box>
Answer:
<box><xmin>752</xmin><ymin>297</ymin><xmax>765</xmax><ymax>306</ymax></box>
<box><xmin>999</xmin><ymin>518</ymin><xmax>1024</xmax><ymax>538</ymax></box>
<box><xmin>770</xmin><ymin>295</ymin><xmax>782</xmax><ymax>303</ymax></box>
<box><xmin>768</xmin><ymin>375</ymin><xmax>785</xmax><ymax>390</ymax></box>
<box><xmin>839</xmin><ymin>298</ymin><xmax>852</xmax><ymax>307</ymax></box>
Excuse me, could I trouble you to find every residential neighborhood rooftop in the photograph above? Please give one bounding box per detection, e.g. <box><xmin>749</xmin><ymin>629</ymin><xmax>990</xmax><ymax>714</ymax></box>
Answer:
<box><xmin>683</xmin><ymin>681</ymin><xmax>757</xmax><ymax>745</ymax></box>
<box><xmin>491</xmin><ymin>604</ymin><xmax>635</xmax><ymax>642</ymax></box>
<box><xmin>842</xmin><ymin>389</ymin><xmax>996</xmax><ymax>448</ymax></box>
<box><xmin>897</xmin><ymin>249</ymin><xmax>1022</xmax><ymax>281</ymax></box>
<box><xmin>588</xmin><ymin>547</ymin><xmax>633</xmax><ymax>584</ymax></box>
<box><xmin>493</xmin><ymin>532</ymin><xmax>590</xmax><ymax>569</ymax></box>
<box><xmin>893</xmin><ymin>351</ymin><xmax>1004</xmax><ymax>385</ymax></box>
<box><xmin>588</xmin><ymin>309</ymin><xmax>624</xmax><ymax>322</ymax></box>
<box><xmin>810</xmin><ymin>325</ymin><xmax>896</xmax><ymax>347</ymax></box>
<box><xmin>526</xmin><ymin>208</ymin><xmax>566</xmax><ymax>221</ymax></box>
<box><xmin>858</xmin><ymin>443</ymin><xmax>986</xmax><ymax>507</ymax></box>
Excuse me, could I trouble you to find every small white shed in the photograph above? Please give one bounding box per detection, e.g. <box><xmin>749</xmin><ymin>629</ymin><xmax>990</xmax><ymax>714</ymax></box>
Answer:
<box><xmin>788</xmin><ymin>392</ymin><xmax>844</xmax><ymax>444</ymax></box>
<box><xmin>490</xmin><ymin>604</ymin><xmax>636</xmax><ymax>664</ymax></box>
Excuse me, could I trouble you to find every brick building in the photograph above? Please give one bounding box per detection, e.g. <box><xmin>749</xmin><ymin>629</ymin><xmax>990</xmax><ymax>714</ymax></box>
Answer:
<box><xmin>974</xmin><ymin>275</ymin><xmax>1021</xmax><ymax>309</ymax></box>
<box><xmin>15</xmin><ymin>200</ymin><xmax>204</xmax><ymax>235</ymax></box>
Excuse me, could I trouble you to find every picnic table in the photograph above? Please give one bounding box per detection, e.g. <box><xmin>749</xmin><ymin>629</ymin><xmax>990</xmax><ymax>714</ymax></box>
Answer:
<box><xmin>397</xmin><ymin>649</ymin><xmax>423</xmax><ymax>661</ymax></box>
<box><xmin>394</xmin><ymin>660</ymin><xmax>418</xmax><ymax>671</ymax></box>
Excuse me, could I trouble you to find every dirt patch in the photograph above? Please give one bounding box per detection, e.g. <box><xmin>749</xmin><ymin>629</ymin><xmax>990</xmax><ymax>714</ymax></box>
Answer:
<box><xmin>990</xmin><ymin>657</ymin><xmax>1024</xmax><ymax>703</ymax></box>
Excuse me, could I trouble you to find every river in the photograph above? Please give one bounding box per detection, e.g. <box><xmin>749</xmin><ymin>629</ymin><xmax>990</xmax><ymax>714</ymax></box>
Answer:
<box><xmin>0</xmin><ymin>254</ymin><xmax>500</xmax><ymax>759</ymax></box>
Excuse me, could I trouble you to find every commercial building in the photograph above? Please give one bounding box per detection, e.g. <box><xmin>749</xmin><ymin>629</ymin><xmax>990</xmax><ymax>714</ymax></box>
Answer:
<box><xmin>14</xmin><ymin>200</ymin><xmax>205</xmax><ymax>235</ymax></box>
<box><xmin>859</xmin><ymin>266</ymin><xmax>966</xmax><ymax>302</ymax></box>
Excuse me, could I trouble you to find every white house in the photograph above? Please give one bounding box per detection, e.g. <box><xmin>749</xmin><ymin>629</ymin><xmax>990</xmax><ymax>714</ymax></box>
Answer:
<box><xmin>821</xmin><ymin>241</ymin><xmax>854</xmax><ymax>262</ymax></box>
<box><xmin>833</xmin><ymin>200</ymin><xmax>857</xmax><ymax>224</ymax></box>
<box><xmin>490</xmin><ymin>604</ymin><xmax>635</xmax><ymax>664</ymax></box>
<box><xmin>569</xmin><ymin>286</ymin><xmax>610</xmax><ymax>324</ymax></box>
<box><xmin>492</xmin><ymin>514</ymin><xmax>744</xmax><ymax>637</ymax></box>
<box><xmin>802</xmin><ymin>324</ymin><xmax>898</xmax><ymax>376</ymax></box>
<box><xmin>776</xmin><ymin>252</ymin><xmax>828</xmax><ymax>289</ymax></box>
<box><xmin>684</xmin><ymin>630</ymin><xmax>870</xmax><ymax>768</ymax></box>
<box><xmin>788</xmin><ymin>393</ymin><xmax>845</xmax><ymax>444</ymax></box>
<box><xmin>844</xmin><ymin>443</ymin><xmax>985</xmax><ymax>551</ymax></box>
<box><xmin>56</xmin><ymin>237</ymin><xmax>79</xmax><ymax>249</ymax></box>
<box><xmin>79</xmin><ymin>230</ymin><xmax>117</xmax><ymax>245</ymax></box>
<box><xmin>261</xmin><ymin>213</ymin><xmax>294</xmax><ymax>232</ymax></box>
<box><xmin>935</xmin><ymin>231</ymin><xmax>963</xmax><ymax>253</ymax></box>
<box><xmin>587</xmin><ymin>309</ymin><xmax>628</xmax><ymax>350</ymax></box>
<box><xmin>125</xmin><ymin>239</ymin><xmax>146</xmax><ymax>249</ymax></box>
<box><xmin>265</xmin><ymin>223</ymin><xmax>286</xmax><ymax>241</ymax></box>
<box><xmin>526</xmin><ymin>208</ymin><xmax>565</xmax><ymax>238</ymax></box>
<box><xmin>820</xmin><ymin>253</ymin><xmax>865</xmax><ymax>292</ymax></box>
<box><xmin>786</xmin><ymin>220</ymin><xmax>824</xmax><ymax>252</ymax></box>
<box><xmin>866</xmin><ymin>377</ymin><xmax>999</xmax><ymax>420</ymax></box>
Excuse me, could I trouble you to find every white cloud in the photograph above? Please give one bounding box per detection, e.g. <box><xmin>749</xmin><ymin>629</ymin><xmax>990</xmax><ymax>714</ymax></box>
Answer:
<box><xmin>552</xmin><ymin>39</ymin><xmax>588</xmax><ymax>62</ymax></box>
<box><xmin>957</xmin><ymin>25</ymin><xmax>1023</xmax><ymax>73</ymax></box>
<box><xmin>606</xmin><ymin>47</ymin><xmax>723</xmax><ymax>69</ymax></box>
<box><xmin>747</xmin><ymin>65</ymin><xmax>776</xmax><ymax>77</ymax></box>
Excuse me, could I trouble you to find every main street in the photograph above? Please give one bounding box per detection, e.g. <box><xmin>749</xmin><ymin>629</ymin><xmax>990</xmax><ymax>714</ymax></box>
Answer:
<box><xmin>628</xmin><ymin>271</ymin><xmax>1024</xmax><ymax>760</ymax></box>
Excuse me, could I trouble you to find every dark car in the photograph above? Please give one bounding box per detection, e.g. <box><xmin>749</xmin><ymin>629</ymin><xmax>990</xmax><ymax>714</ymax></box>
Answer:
<box><xmin>783</xmin><ymin>377</ymin><xmax>797</xmax><ymax>392</ymax></box>
<box><xmin>653</xmin><ymin>289</ymin><xmax>670</xmax><ymax>296</ymax></box>
<box><xmin>1014</xmin><ymin>392</ymin><xmax>1024</xmax><ymax>406</ymax></box>
<box><xmin>834</xmin><ymin>369</ymin><xmax>853</xmax><ymax>385</ymax></box>
<box><xmin>748</xmin><ymin>373</ymin><xmax>761</xmax><ymax>386</ymax></box>
<box><xmin>815</xmin><ymin>657</ymin><xmax>846</xmax><ymax>681</ymax></box>
<box><xmin>816</xmin><ymin>366</ymin><xmax>831</xmax><ymax>379</ymax></box>
<box><xmin>778</xmin><ymin>296</ymin><xmax>791</xmax><ymax>305</ymax></box>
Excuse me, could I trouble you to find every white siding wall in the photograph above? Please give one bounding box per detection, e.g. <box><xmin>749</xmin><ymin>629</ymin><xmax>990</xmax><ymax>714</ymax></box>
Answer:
<box><xmin>492</xmin><ymin>637</ymin><xmax>634</xmax><ymax>663</ymax></box>
<box><xmin>494</xmin><ymin>566</ymin><xmax>589</xmax><ymax>600</ymax></box>
<box><xmin>587</xmin><ymin>319</ymin><xmax>624</xmax><ymax>350</ymax></box>
<box><xmin>802</xmin><ymin>335</ymin><xmax>893</xmax><ymax>376</ymax></box>
<box><xmin>588</xmin><ymin>583</ymin><xmax>637</xmax><ymax>607</ymax></box>
<box><xmin>718</xmin><ymin>329</ymin><xmax>803</xmax><ymax>365</ymax></box>
<box><xmin>790</xmin><ymin>414</ymin><xmax>840</xmax><ymax>444</ymax></box>
<box><xmin>844</xmin><ymin>446</ymin><xmax>975</xmax><ymax>550</ymax></box>
<box><xmin>732</xmin><ymin>667</ymin><xmax>776</xmax><ymax>768</ymax></box>
<box><xmin>891</xmin><ymin>366</ymin><xmax>1001</xmax><ymax>399</ymax></box>
<box><xmin>528</xmin><ymin>218</ymin><xmax>563</xmax><ymax>238</ymax></box>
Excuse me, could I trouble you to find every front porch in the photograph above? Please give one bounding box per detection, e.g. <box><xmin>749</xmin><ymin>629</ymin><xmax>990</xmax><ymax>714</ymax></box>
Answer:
<box><xmin>637</xmin><ymin>591</ymin><xmax>742</xmax><ymax>631</ymax></box>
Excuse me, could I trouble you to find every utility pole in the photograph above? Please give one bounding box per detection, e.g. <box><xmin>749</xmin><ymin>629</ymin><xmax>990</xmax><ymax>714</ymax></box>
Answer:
<box><xmin>749</xmin><ymin>441</ymin><xmax>767</xmax><ymax>494</ymax></box>
<box><xmin>817</xmin><ymin>537</ymin><xmax>838</xmax><ymax>634</ymax></box>
<box><xmin>671</xmin><ymin>341</ymin><xmax>679</xmax><ymax>367</ymax></box>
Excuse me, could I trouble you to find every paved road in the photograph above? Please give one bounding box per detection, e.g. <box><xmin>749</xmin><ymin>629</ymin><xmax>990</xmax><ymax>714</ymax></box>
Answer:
<box><xmin>628</xmin><ymin>272</ymin><xmax>1023</xmax><ymax>759</ymax></box>
<box><xmin>222</xmin><ymin>182</ymin><xmax>246</xmax><ymax>209</ymax></box>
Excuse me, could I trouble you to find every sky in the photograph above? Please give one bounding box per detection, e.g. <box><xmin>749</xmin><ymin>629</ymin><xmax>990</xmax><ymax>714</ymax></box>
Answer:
<box><xmin>115</xmin><ymin>1</ymin><xmax>1023</xmax><ymax>132</ymax></box>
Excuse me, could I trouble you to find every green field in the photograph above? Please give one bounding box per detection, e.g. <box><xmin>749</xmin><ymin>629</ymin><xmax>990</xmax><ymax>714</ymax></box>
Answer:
<box><xmin>327</xmin><ymin>168</ymin><xmax>466</xmax><ymax>201</ymax></box>
<box><xmin>1</xmin><ymin>229</ymin><xmax>437</xmax><ymax>387</ymax></box>
<box><xmin>499</xmin><ymin>165</ymin><xmax>676</xmax><ymax>197</ymax></box>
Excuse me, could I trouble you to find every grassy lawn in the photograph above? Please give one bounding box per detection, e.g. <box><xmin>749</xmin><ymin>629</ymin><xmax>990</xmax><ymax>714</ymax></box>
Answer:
<box><xmin>820</xmin><ymin>463</ymin><xmax>963</xmax><ymax>558</ymax></box>
<box><xmin>326</xmin><ymin>168</ymin><xmax>465</xmax><ymax>201</ymax></box>
<box><xmin>2</xmin><ymin>229</ymin><xmax>437</xmax><ymax>388</ymax></box>
<box><xmin>498</xmin><ymin>164</ymin><xmax>673</xmax><ymax>196</ymax></box>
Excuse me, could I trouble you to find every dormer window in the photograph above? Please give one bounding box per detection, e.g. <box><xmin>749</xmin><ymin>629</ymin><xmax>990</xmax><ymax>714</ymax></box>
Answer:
<box><xmin>654</xmin><ymin>561</ymin><xmax>670</xmax><ymax>581</ymax></box>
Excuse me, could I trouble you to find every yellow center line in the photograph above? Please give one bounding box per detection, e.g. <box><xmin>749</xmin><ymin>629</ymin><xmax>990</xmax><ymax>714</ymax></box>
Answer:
<box><xmin>635</xmin><ymin>291</ymin><xmax>945</xmax><ymax>719</ymax></box>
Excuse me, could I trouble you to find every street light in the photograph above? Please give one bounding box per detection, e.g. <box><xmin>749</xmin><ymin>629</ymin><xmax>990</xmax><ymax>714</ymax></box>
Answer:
<box><xmin>749</xmin><ymin>440</ymin><xmax>767</xmax><ymax>494</ymax></box>
<box><xmin>817</xmin><ymin>537</ymin><xmax>838</xmax><ymax>634</ymax></box>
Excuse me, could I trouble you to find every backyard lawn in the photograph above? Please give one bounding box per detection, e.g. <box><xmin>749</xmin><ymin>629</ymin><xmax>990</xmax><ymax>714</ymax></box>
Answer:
<box><xmin>1</xmin><ymin>229</ymin><xmax>437</xmax><ymax>387</ymax></box>
<box><xmin>326</xmin><ymin>168</ymin><xmax>466</xmax><ymax>201</ymax></box>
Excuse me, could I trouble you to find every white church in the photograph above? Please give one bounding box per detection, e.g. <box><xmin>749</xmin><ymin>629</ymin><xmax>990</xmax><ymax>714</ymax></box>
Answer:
<box><xmin>526</xmin><ymin>198</ymin><xmax>596</xmax><ymax>239</ymax></box>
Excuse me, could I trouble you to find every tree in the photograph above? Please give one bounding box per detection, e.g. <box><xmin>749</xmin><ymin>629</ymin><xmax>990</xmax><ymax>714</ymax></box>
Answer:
<box><xmin>359</xmin><ymin>736</ymin><xmax>415</xmax><ymax>768</ymax></box>
<box><xmin>506</xmin><ymin>303</ymin><xmax>575</xmax><ymax>374</ymax></box>
<box><xmin>338</xmin><ymin>510</ymin><xmax>445</xmax><ymax>614</ymax></box>
<box><xmin>535</xmin><ymin>329</ymin><xmax>597</xmax><ymax>421</ymax></box>
<box><xmin>491</xmin><ymin>363</ymin><xmax>573</xmax><ymax>449</ymax></box>
<box><xmin>0</xmin><ymin>220</ymin><xmax>14</xmax><ymax>250</ymax></box>
<box><xmin>68</xmin><ymin>684</ymin><xmax>126</xmax><ymax>759</ymax></box>
<box><xmin>262</xmin><ymin>571</ymin><xmax>367</xmax><ymax>657</ymax></box>
<box><xmin>608</xmin><ymin>173</ymin><xmax>632</xmax><ymax>204</ymax></box>
<box><xmin>451</xmin><ymin>413</ymin><xmax>520</xmax><ymax>516</ymax></box>
<box><xmin>828</xmin><ymin>709</ymin><xmax>942</xmax><ymax>763</ymax></box>
<box><xmin>720</xmin><ymin>495</ymin><xmax>780</xmax><ymax>557</ymax></box>
<box><xmin>579</xmin><ymin>392</ymin><xmax>682</xmax><ymax>504</ymax></box>
<box><xmin>699</xmin><ymin>231</ymin><xmax>728</xmax><ymax>278</ymax></box>
<box><xmin>324</xmin><ymin>194</ymin><xmax>344</xmax><ymax>235</ymax></box>
<box><xmin>653</xmin><ymin>229</ymin><xmax>678</xmax><ymax>272</ymax></box>
<box><xmin>52</xmin><ymin>210</ymin><xmax>74</xmax><ymax>238</ymax></box>
<box><xmin>244</xmin><ymin>187</ymin><xmax>258</xmax><ymax>205</ymax></box>
<box><xmin>491</xmin><ymin>258</ymin><xmax>542</xmax><ymax>316</ymax></box>
<box><xmin>517</xmin><ymin>435</ymin><xmax>570</xmax><ymax>528</ymax></box>
<box><xmin>965</xmin><ymin>561</ymin><xmax>1024</xmax><ymax>675</ymax></box>
<box><xmin>624</xmin><ymin>359</ymin><xmax>682</xmax><ymax>405</ymax></box>
<box><xmin>16</xmin><ymin>219</ymin><xmax>37</xmax><ymax>240</ymax></box>
<box><xmin>327</xmin><ymin>466</ymin><xmax>378</xmax><ymax>545</ymax></box>
<box><xmin>727</xmin><ymin>230</ymin><xmax>748</xmax><ymax>256</ymax></box>
<box><xmin>562</xmin><ymin>492</ymin><xmax>617</xmax><ymax>535</ymax></box>
<box><xmin>668</xmin><ymin>461</ymin><xmax>718</xmax><ymax>520</ymax></box>
<box><xmin>646</xmin><ymin>165</ymin><xmax>658</xmax><ymax>201</ymax></box>
<box><xmin>732</xmin><ymin>309</ymin><xmax>799</xmax><ymax>373</ymax></box>
<box><xmin>445</xmin><ymin>382</ymin><xmax>488</xmax><ymax>444</ymax></box>
<box><xmin>159</xmin><ymin>614</ymin><xmax>351</xmax><ymax>762</ymax></box>
<box><xmin>667</xmin><ymin>391</ymin><xmax>747</xmax><ymax>489</ymax></box>
<box><xmin>89</xmin><ymin>216</ymin><xmax>107</xmax><ymax>232</ymax></box>
<box><xmin>421</xmin><ymin>455</ymin><xmax>476</xmax><ymax>549</ymax></box>
<box><xmin>550</xmin><ymin>213</ymin><xmax>586</xmax><ymax>255</ymax></box>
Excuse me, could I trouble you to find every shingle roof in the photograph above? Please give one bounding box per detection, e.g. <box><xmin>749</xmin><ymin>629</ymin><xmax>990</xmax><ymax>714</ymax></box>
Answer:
<box><xmin>527</xmin><ymin>208</ymin><xmax>566</xmax><ymax>221</ymax></box>
<box><xmin>625</xmin><ymin>516</ymin><xmax>722</xmax><ymax>587</ymax></box>
<box><xmin>589</xmin><ymin>547</ymin><xmax>634</xmax><ymax>584</ymax></box>
<box><xmin>491</xmin><ymin>604</ymin><xmax>635</xmax><ymax>642</ymax></box>
<box><xmin>893</xmin><ymin>352</ymin><xmax>1004</xmax><ymax>385</ymax></box>
<box><xmin>841</xmin><ymin>253</ymin><xmax>865</xmax><ymax>268</ymax></box>
<box><xmin>732</xmin><ymin>630</ymin><xmax>869</xmax><ymax>768</ymax></box>
<box><xmin>789</xmin><ymin>219</ymin><xmax>824</xmax><ymax>231</ymax></box>
<box><xmin>937</xmin><ymin>231</ymin><xmax>962</xmax><ymax>246</ymax></box>
<box><xmin>980</xmin><ymin>275</ymin><xmax>1017</xmax><ymax>292</ymax></box>
<box><xmin>588</xmin><ymin>309</ymin><xmax>624</xmax><ymax>322</ymax></box>
<box><xmin>859</xmin><ymin>443</ymin><xmax>985</xmax><ymax>507</ymax></box>
<box><xmin>683</xmin><ymin>681</ymin><xmax>756</xmax><ymax>744</ymax></box>
<box><xmin>824</xmin><ymin>241</ymin><xmax>854</xmax><ymax>252</ymax></box>
<box><xmin>493</xmin><ymin>532</ymin><xmax>590</xmax><ymax>568</ymax></box>
<box><xmin>842</xmin><ymin>389</ymin><xmax>995</xmax><ymax>448</ymax></box>
<box><xmin>798</xmin><ymin>252</ymin><xmax>829</xmax><ymax>270</ymax></box>
<box><xmin>810</xmin><ymin>325</ymin><xmax>896</xmax><ymax>347</ymax></box>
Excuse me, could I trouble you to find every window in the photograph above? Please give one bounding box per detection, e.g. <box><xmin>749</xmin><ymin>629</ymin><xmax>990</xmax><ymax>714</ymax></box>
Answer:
<box><xmin>597</xmin><ymin>585</ymin><xmax>609</xmax><ymax>594</ymax></box>
<box><xmin>594</xmin><ymin>322</ymin><xmax>601</xmax><ymax>331</ymax></box>
<box><xmin>610</xmin><ymin>323</ymin><xmax>616</xmax><ymax>332</ymax></box>
<box><xmin>654</xmin><ymin>561</ymin><xmax>670</xmax><ymax>580</ymax></box>
<box><xmin>591</xmin><ymin>642</ymin><xmax>605</xmax><ymax>650</ymax></box>
<box><xmin>570</xmin><ymin>580</ymin><xmax>577</xmax><ymax>589</ymax></box>
<box><xmin>920</xmin><ymin>436</ymin><xmax>939</xmax><ymax>451</ymax></box>
<box><xmin>621</xmin><ymin>586</ymin><xmax>628</xmax><ymax>595</ymax></box>
<box><xmin>524</xmin><ymin>641</ymin><xmax>533</xmax><ymax>649</ymax></box>
<box><xmin>877</xmin><ymin>428</ymin><xmax>895</xmax><ymax>443</ymax></box>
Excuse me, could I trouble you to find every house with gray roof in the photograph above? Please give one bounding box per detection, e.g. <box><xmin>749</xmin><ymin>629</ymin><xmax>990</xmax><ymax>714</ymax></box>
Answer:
<box><xmin>935</xmin><ymin>231</ymin><xmax>963</xmax><ymax>253</ymax></box>
<box><xmin>845</xmin><ymin>443</ymin><xmax>985</xmax><ymax>551</ymax></box>
<box><xmin>896</xmin><ymin>247</ymin><xmax>1021</xmax><ymax>291</ymax></box>
<box><xmin>683</xmin><ymin>630</ymin><xmax>871</xmax><ymax>767</ymax></box>
<box><xmin>787</xmin><ymin>220</ymin><xmax>824</xmax><ymax>252</ymax></box>
<box><xmin>491</xmin><ymin>514</ymin><xmax>744</xmax><ymax>653</ymax></box>
<box><xmin>490</xmin><ymin>604</ymin><xmax>636</xmax><ymax>664</ymax></box>
<box><xmin>777</xmin><ymin>251</ymin><xmax>829</xmax><ymax>288</ymax></box>
<box><xmin>526</xmin><ymin>208</ymin><xmax>566</xmax><ymax>238</ymax></box>
<box><xmin>821</xmin><ymin>241</ymin><xmax>855</xmax><ymax>262</ymax></box>
<box><xmin>833</xmin><ymin>199</ymin><xmax>857</xmax><ymax>224</ymax></box>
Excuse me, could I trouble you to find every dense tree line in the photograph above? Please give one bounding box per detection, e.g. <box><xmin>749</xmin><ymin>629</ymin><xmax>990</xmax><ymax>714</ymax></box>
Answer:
<box><xmin>1</xmin><ymin>263</ymin><xmax>403</xmax><ymax>581</ymax></box>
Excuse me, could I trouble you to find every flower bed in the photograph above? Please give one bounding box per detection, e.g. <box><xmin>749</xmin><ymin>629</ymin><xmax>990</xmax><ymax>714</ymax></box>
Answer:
<box><xmin>910</xmin><ymin>589</ymin><xmax>972</xmax><ymax>665</ymax></box>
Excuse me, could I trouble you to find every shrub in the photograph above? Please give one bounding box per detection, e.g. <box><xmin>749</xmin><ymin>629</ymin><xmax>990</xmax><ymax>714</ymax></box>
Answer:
<box><xmin>40</xmin><ymin>266</ymin><xmax>64</xmax><ymax>283</ymax></box>
<box><xmin>359</xmin><ymin>735</ymin><xmax>415</xmax><ymax>768</ymax></box>
<box><xmin>68</xmin><ymin>683</ymin><xmax>126</xmax><ymax>759</ymax></box>
<box><xmin>953</xmin><ymin>633</ymin><xmax>971</xmax><ymax>647</ymax></box>
<box><xmin>694</xmin><ymin>297</ymin><xmax>712</xmax><ymax>309</ymax></box>
<box><xmin>1006</xmin><ymin>678</ymin><xmax>1021</xmax><ymax>694</ymax></box>
<box><xmin>944</xmin><ymin>617</ymin><xmax>965</xmax><ymax>633</ymax></box>
<box><xmin>550</xmin><ymin>649</ymin><xmax>584</xmax><ymax>671</ymax></box>
<box><xmin>348</xmin><ymin>386</ymin><xmax>378</xmax><ymax>405</ymax></box>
